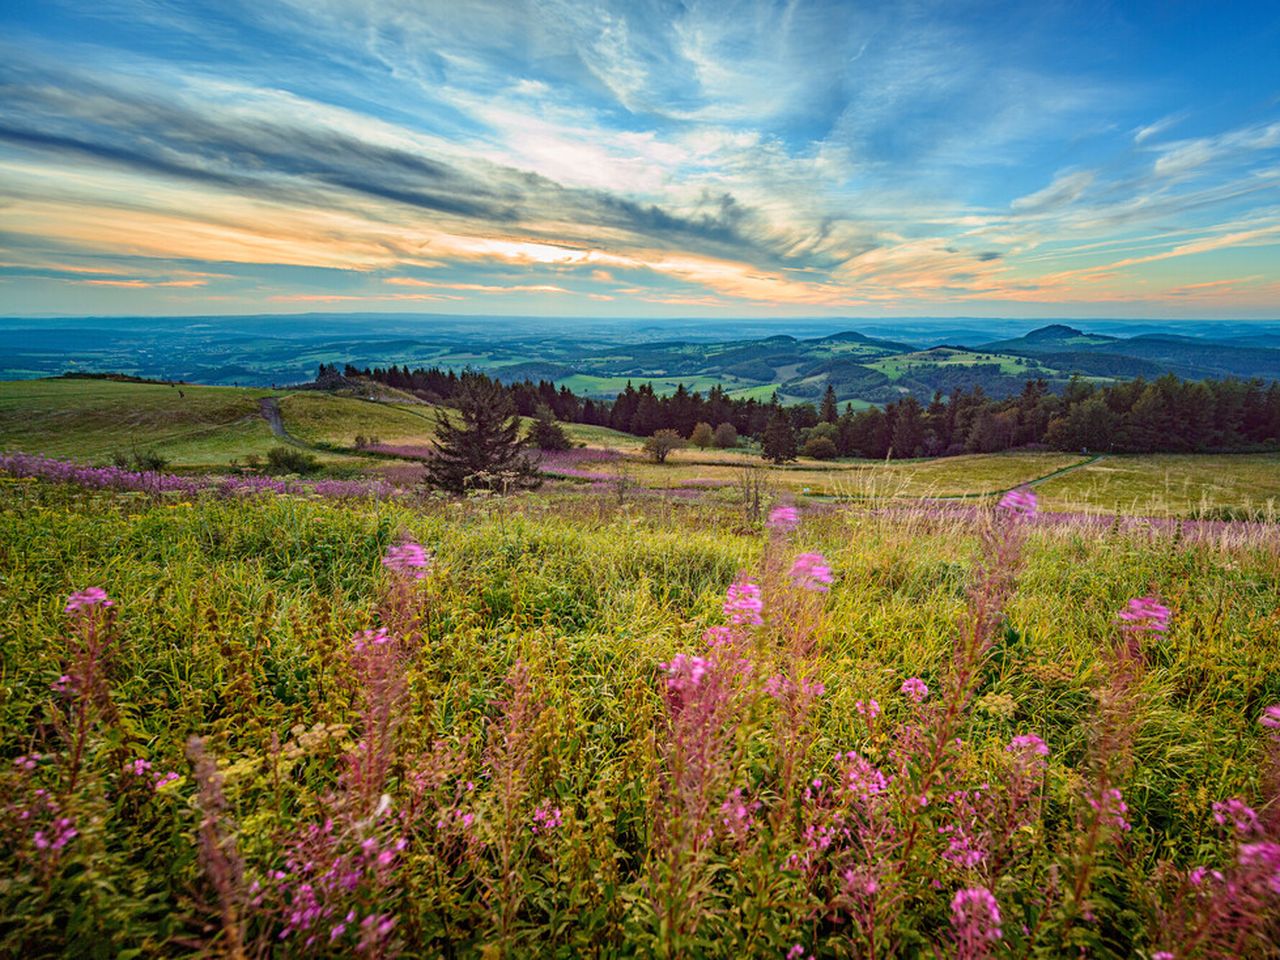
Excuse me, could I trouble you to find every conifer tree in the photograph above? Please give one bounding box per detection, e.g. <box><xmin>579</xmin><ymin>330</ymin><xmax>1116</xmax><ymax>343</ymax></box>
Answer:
<box><xmin>820</xmin><ymin>382</ymin><xmax>839</xmax><ymax>423</ymax></box>
<box><xmin>425</xmin><ymin>377</ymin><xmax>541</xmax><ymax>493</ymax></box>
<box><xmin>761</xmin><ymin>407</ymin><xmax>798</xmax><ymax>464</ymax></box>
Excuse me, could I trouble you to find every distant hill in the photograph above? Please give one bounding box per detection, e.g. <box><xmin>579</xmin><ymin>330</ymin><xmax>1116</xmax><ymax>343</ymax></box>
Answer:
<box><xmin>981</xmin><ymin>324</ymin><xmax>1280</xmax><ymax>382</ymax></box>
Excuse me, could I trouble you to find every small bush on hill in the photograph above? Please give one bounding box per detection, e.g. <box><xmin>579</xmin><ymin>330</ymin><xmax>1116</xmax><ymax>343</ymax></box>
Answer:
<box><xmin>266</xmin><ymin>445</ymin><xmax>319</xmax><ymax>474</ymax></box>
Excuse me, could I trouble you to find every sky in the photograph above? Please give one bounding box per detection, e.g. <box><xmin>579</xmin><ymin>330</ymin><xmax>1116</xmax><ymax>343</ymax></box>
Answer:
<box><xmin>1</xmin><ymin>0</ymin><xmax>1279</xmax><ymax>320</ymax></box>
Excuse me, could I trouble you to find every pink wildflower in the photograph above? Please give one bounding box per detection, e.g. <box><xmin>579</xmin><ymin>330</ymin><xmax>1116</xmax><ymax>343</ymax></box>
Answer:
<box><xmin>855</xmin><ymin>698</ymin><xmax>880</xmax><ymax>721</ymax></box>
<box><xmin>33</xmin><ymin>816</ymin><xmax>78</xmax><ymax>851</ymax></box>
<box><xmin>998</xmin><ymin>487</ymin><xmax>1037</xmax><ymax>518</ymax></box>
<box><xmin>719</xmin><ymin>788</ymin><xmax>760</xmax><ymax>840</ymax></box>
<box><xmin>126</xmin><ymin>758</ymin><xmax>153</xmax><ymax>777</ymax></box>
<box><xmin>13</xmin><ymin>754</ymin><xmax>39</xmax><ymax>772</ymax></box>
<box><xmin>531</xmin><ymin>803</ymin><xmax>563</xmax><ymax>835</ymax></box>
<box><xmin>840</xmin><ymin>751</ymin><xmax>888</xmax><ymax>802</ymax></box>
<box><xmin>153</xmin><ymin>771</ymin><xmax>180</xmax><ymax>790</ymax></box>
<box><xmin>65</xmin><ymin>587</ymin><xmax>114</xmax><ymax>613</ymax></box>
<box><xmin>1212</xmin><ymin>798</ymin><xmax>1260</xmax><ymax>836</ymax></box>
<box><xmin>723</xmin><ymin>578</ymin><xmax>764</xmax><ymax>626</ymax></box>
<box><xmin>352</xmin><ymin>627</ymin><xmax>392</xmax><ymax>653</ymax></box>
<box><xmin>1260</xmin><ymin>704</ymin><xmax>1280</xmax><ymax>730</ymax></box>
<box><xmin>382</xmin><ymin>541</ymin><xmax>431</xmax><ymax>579</ymax></box>
<box><xmin>703</xmin><ymin>625</ymin><xmax>735</xmax><ymax>647</ymax></box>
<box><xmin>900</xmin><ymin>677</ymin><xmax>928</xmax><ymax>702</ymax></box>
<box><xmin>1116</xmin><ymin>595</ymin><xmax>1171</xmax><ymax>635</ymax></box>
<box><xmin>1007</xmin><ymin>733</ymin><xmax>1049</xmax><ymax>757</ymax></box>
<box><xmin>660</xmin><ymin>654</ymin><xmax>711</xmax><ymax>695</ymax></box>
<box><xmin>1153</xmin><ymin>953</ymin><xmax>1175</xmax><ymax>960</ymax></box>
<box><xmin>1238</xmin><ymin>841</ymin><xmax>1280</xmax><ymax>894</ymax></box>
<box><xmin>1088</xmin><ymin>786</ymin><xmax>1131</xmax><ymax>831</ymax></box>
<box><xmin>789</xmin><ymin>552</ymin><xmax>833</xmax><ymax>592</ymax></box>
<box><xmin>950</xmin><ymin>887</ymin><xmax>1002</xmax><ymax>952</ymax></box>
<box><xmin>50</xmin><ymin>674</ymin><xmax>73</xmax><ymax>695</ymax></box>
<box><xmin>768</xmin><ymin>505</ymin><xmax>800</xmax><ymax>531</ymax></box>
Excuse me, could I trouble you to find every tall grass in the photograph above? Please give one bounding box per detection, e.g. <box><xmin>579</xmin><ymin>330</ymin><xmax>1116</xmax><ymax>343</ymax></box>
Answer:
<box><xmin>0</xmin><ymin>478</ymin><xmax>1277</xmax><ymax>957</ymax></box>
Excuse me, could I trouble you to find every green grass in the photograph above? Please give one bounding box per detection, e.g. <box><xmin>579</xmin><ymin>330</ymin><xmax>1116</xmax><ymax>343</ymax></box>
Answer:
<box><xmin>277</xmin><ymin>393</ymin><xmax>439</xmax><ymax>448</ymax></box>
<box><xmin>0</xmin><ymin>482</ymin><xmax>1277</xmax><ymax>954</ymax></box>
<box><xmin>1035</xmin><ymin>453</ymin><xmax>1280</xmax><ymax>518</ymax></box>
<box><xmin>0</xmin><ymin>379</ymin><xmax>277</xmax><ymax>467</ymax></box>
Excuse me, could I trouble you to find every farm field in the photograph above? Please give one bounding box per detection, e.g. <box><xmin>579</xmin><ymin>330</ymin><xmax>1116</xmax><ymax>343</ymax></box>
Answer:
<box><xmin>1</xmin><ymin>475</ymin><xmax>1278</xmax><ymax>956</ymax></box>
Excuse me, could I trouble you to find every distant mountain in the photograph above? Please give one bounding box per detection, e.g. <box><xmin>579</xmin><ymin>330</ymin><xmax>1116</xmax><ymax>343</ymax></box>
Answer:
<box><xmin>980</xmin><ymin>324</ymin><xmax>1280</xmax><ymax>381</ymax></box>
<box><xmin>982</xmin><ymin>324</ymin><xmax>1117</xmax><ymax>351</ymax></box>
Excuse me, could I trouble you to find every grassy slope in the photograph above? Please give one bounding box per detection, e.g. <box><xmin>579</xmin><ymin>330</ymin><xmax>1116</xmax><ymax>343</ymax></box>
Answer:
<box><xmin>0</xmin><ymin>379</ymin><xmax>279</xmax><ymax>466</ymax></box>
<box><xmin>2</xmin><ymin>380</ymin><xmax>1276</xmax><ymax>514</ymax></box>
<box><xmin>1036</xmin><ymin>453</ymin><xmax>1280</xmax><ymax>517</ymax></box>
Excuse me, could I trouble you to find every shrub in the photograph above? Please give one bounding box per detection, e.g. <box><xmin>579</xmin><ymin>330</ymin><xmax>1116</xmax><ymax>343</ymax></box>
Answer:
<box><xmin>527</xmin><ymin>409</ymin><xmax>573</xmax><ymax>451</ymax></box>
<box><xmin>802</xmin><ymin>436</ymin><xmax>839</xmax><ymax>460</ymax></box>
<box><xmin>713</xmin><ymin>422</ymin><xmax>738</xmax><ymax>448</ymax></box>
<box><xmin>643</xmin><ymin>428</ymin><xmax>687</xmax><ymax>464</ymax></box>
<box><xmin>689</xmin><ymin>422</ymin><xmax>715</xmax><ymax>449</ymax></box>
<box><xmin>265</xmin><ymin>445</ymin><xmax>319</xmax><ymax>474</ymax></box>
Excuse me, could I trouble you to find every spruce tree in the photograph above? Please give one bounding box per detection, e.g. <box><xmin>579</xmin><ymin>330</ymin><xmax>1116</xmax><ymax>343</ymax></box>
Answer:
<box><xmin>761</xmin><ymin>407</ymin><xmax>798</xmax><ymax>464</ymax></box>
<box><xmin>527</xmin><ymin>405</ymin><xmax>572</xmax><ymax>451</ymax></box>
<box><xmin>425</xmin><ymin>377</ymin><xmax>541</xmax><ymax>493</ymax></box>
<box><xmin>820</xmin><ymin>382</ymin><xmax>839</xmax><ymax>423</ymax></box>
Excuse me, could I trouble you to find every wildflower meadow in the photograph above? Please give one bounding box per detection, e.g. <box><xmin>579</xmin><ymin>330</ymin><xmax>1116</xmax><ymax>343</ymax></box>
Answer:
<box><xmin>1</xmin><ymin>471</ymin><xmax>1278</xmax><ymax>958</ymax></box>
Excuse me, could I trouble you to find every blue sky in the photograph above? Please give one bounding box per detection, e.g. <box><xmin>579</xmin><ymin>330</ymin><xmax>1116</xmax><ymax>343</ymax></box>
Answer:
<box><xmin>1</xmin><ymin>0</ymin><xmax>1278</xmax><ymax>319</ymax></box>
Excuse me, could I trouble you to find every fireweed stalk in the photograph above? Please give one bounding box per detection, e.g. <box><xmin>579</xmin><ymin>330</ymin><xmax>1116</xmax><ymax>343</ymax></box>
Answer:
<box><xmin>1150</xmin><ymin>707</ymin><xmax>1280</xmax><ymax>958</ymax></box>
<box><xmin>483</xmin><ymin>661</ymin><xmax>543</xmax><ymax>952</ymax></box>
<box><xmin>880</xmin><ymin>491</ymin><xmax>1035</xmax><ymax>919</ymax></box>
<box><xmin>1054</xmin><ymin>595</ymin><xmax>1169</xmax><ymax>941</ymax></box>
<box><xmin>56</xmin><ymin>588</ymin><xmax>118</xmax><ymax>796</ymax></box>
<box><xmin>761</xmin><ymin>504</ymin><xmax>831</xmax><ymax>814</ymax></box>
<box><xmin>652</xmin><ymin>588</ymin><xmax>757</xmax><ymax>954</ymax></box>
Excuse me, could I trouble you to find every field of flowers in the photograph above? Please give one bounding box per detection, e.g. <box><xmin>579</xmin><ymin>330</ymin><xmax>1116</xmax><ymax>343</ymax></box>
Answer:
<box><xmin>1</xmin><ymin>473</ymin><xmax>1278</xmax><ymax>958</ymax></box>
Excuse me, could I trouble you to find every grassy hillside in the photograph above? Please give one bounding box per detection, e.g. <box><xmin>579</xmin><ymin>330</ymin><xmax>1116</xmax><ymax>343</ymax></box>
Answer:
<box><xmin>1</xmin><ymin>479</ymin><xmax>1277</xmax><ymax>955</ymax></box>
<box><xmin>3</xmin><ymin>379</ymin><xmax>1278</xmax><ymax>516</ymax></box>
<box><xmin>1035</xmin><ymin>453</ymin><xmax>1280</xmax><ymax>518</ymax></box>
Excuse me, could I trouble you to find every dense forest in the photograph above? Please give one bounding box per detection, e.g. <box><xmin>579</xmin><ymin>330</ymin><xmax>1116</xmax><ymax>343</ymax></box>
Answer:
<box><xmin>340</xmin><ymin>363</ymin><xmax>1280</xmax><ymax>458</ymax></box>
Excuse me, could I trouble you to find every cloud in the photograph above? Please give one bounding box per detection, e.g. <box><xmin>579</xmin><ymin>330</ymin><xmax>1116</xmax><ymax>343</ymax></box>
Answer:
<box><xmin>1011</xmin><ymin>171</ymin><xmax>1095</xmax><ymax>212</ymax></box>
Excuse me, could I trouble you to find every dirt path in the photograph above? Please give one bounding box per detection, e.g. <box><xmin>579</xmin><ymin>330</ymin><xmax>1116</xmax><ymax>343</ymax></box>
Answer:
<box><xmin>1022</xmin><ymin>454</ymin><xmax>1102</xmax><ymax>491</ymax></box>
<box><xmin>258</xmin><ymin>397</ymin><xmax>305</xmax><ymax>446</ymax></box>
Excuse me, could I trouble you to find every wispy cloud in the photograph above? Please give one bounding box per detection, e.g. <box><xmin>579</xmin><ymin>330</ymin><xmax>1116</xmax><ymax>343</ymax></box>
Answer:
<box><xmin>0</xmin><ymin>0</ymin><xmax>1278</xmax><ymax>317</ymax></box>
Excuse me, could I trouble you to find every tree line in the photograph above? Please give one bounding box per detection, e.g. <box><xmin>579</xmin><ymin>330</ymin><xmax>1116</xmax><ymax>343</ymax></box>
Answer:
<box><xmin>336</xmin><ymin>363</ymin><xmax>1280</xmax><ymax>461</ymax></box>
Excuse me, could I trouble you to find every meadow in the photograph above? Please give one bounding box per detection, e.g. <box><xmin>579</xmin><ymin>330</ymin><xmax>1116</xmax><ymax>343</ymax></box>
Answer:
<box><xmin>0</xmin><ymin>464</ymin><xmax>1278</xmax><ymax>957</ymax></box>
<box><xmin>4</xmin><ymin>381</ymin><xmax>1280</xmax><ymax>520</ymax></box>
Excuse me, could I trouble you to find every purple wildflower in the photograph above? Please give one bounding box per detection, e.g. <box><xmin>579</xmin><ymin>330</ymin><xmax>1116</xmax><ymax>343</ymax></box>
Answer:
<box><xmin>65</xmin><ymin>587</ymin><xmax>113</xmax><ymax>613</ymax></box>
<box><xmin>660</xmin><ymin>653</ymin><xmax>710</xmax><ymax>692</ymax></box>
<box><xmin>998</xmin><ymin>487</ymin><xmax>1037</xmax><ymax>518</ymax></box>
<box><xmin>950</xmin><ymin>887</ymin><xmax>1002</xmax><ymax>957</ymax></box>
<box><xmin>1007</xmin><ymin>733</ymin><xmax>1050</xmax><ymax>757</ymax></box>
<box><xmin>1116</xmin><ymin>596</ymin><xmax>1171</xmax><ymax>635</ymax></box>
<box><xmin>1087</xmin><ymin>786</ymin><xmax>1131</xmax><ymax>832</ymax></box>
<box><xmin>789</xmin><ymin>552</ymin><xmax>833</xmax><ymax>592</ymax></box>
<box><xmin>767</xmin><ymin>505</ymin><xmax>799</xmax><ymax>531</ymax></box>
<box><xmin>531</xmin><ymin>803</ymin><xmax>563</xmax><ymax>835</ymax></box>
<box><xmin>382</xmin><ymin>541</ymin><xmax>431</xmax><ymax>579</ymax></box>
<box><xmin>1212</xmin><ymin>798</ymin><xmax>1260</xmax><ymax>836</ymax></box>
<box><xmin>900</xmin><ymin>677</ymin><xmax>928</xmax><ymax>702</ymax></box>
<box><xmin>1259</xmin><ymin>704</ymin><xmax>1280</xmax><ymax>730</ymax></box>
<box><xmin>855</xmin><ymin>698</ymin><xmax>880</xmax><ymax>721</ymax></box>
<box><xmin>723</xmin><ymin>577</ymin><xmax>764</xmax><ymax>626</ymax></box>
